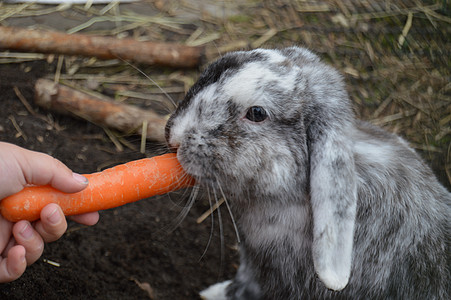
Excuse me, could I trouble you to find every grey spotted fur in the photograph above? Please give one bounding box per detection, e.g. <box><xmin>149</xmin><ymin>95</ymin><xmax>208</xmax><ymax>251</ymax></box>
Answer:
<box><xmin>165</xmin><ymin>47</ymin><xmax>450</xmax><ymax>299</ymax></box>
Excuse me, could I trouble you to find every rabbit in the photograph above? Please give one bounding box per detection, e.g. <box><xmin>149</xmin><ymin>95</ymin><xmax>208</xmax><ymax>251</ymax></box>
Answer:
<box><xmin>165</xmin><ymin>46</ymin><xmax>450</xmax><ymax>299</ymax></box>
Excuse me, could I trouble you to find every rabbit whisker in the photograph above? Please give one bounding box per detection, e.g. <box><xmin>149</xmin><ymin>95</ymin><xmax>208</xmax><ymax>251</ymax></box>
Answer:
<box><xmin>210</xmin><ymin>186</ymin><xmax>226</xmax><ymax>279</ymax></box>
<box><xmin>166</xmin><ymin>185</ymin><xmax>199</xmax><ymax>232</ymax></box>
<box><xmin>217</xmin><ymin>180</ymin><xmax>241</xmax><ymax>245</ymax></box>
<box><xmin>118</xmin><ymin>57</ymin><xmax>177</xmax><ymax>110</ymax></box>
<box><xmin>198</xmin><ymin>187</ymin><xmax>216</xmax><ymax>262</ymax></box>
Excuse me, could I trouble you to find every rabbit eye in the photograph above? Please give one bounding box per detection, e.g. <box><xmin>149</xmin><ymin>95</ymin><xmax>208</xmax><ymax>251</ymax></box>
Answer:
<box><xmin>245</xmin><ymin>106</ymin><xmax>268</xmax><ymax>122</ymax></box>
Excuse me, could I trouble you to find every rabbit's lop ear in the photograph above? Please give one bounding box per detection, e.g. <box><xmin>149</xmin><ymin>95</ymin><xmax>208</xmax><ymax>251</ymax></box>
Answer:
<box><xmin>282</xmin><ymin>46</ymin><xmax>357</xmax><ymax>290</ymax></box>
<box><xmin>308</xmin><ymin>118</ymin><xmax>357</xmax><ymax>291</ymax></box>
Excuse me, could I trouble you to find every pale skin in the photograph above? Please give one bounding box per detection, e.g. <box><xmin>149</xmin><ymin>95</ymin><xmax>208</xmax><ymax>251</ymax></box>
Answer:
<box><xmin>0</xmin><ymin>142</ymin><xmax>99</xmax><ymax>283</ymax></box>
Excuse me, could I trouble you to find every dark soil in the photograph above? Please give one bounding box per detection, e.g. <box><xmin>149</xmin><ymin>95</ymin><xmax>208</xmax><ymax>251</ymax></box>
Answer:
<box><xmin>0</xmin><ymin>62</ymin><xmax>238</xmax><ymax>300</ymax></box>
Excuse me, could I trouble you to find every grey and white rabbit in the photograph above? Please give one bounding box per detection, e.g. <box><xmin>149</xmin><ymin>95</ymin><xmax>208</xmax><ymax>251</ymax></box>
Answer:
<box><xmin>165</xmin><ymin>47</ymin><xmax>450</xmax><ymax>299</ymax></box>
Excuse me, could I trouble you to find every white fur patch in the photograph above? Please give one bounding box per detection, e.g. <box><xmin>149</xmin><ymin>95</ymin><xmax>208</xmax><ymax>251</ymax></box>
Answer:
<box><xmin>221</xmin><ymin>62</ymin><xmax>297</xmax><ymax>111</ymax></box>
<box><xmin>199</xmin><ymin>280</ymin><xmax>231</xmax><ymax>300</ymax></box>
<box><xmin>310</xmin><ymin>135</ymin><xmax>356</xmax><ymax>291</ymax></box>
<box><xmin>312</xmin><ymin>221</ymin><xmax>353</xmax><ymax>291</ymax></box>
<box><xmin>254</xmin><ymin>48</ymin><xmax>287</xmax><ymax>63</ymax></box>
<box><xmin>168</xmin><ymin>84</ymin><xmax>219</xmax><ymax>147</ymax></box>
<box><xmin>316</xmin><ymin>269</ymin><xmax>350</xmax><ymax>291</ymax></box>
<box><xmin>354</xmin><ymin>140</ymin><xmax>393</xmax><ymax>165</ymax></box>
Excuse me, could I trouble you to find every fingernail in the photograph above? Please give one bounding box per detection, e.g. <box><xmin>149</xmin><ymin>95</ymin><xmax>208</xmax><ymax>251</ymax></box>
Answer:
<box><xmin>20</xmin><ymin>223</ymin><xmax>34</xmax><ymax>240</ymax></box>
<box><xmin>48</xmin><ymin>208</ymin><xmax>61</xmax><ymax>225</ymax></box>
<box><xmin>72</xmin><ymin>172</ymin><xmax>88</xmax><ymax>185</ymax></box>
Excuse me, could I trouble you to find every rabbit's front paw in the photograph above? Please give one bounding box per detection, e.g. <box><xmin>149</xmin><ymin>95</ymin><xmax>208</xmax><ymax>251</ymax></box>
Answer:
<box><xmin>200</xmin><ymin>280</ymin><xmax>232</xmax><ymax>300</ymax></box>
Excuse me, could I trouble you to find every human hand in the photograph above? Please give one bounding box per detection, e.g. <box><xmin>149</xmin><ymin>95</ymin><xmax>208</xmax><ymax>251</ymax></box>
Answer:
<box><xmin>0</xmin><ymin>142</ymin><xmax>99</xmax><ymax>282</ymax></box>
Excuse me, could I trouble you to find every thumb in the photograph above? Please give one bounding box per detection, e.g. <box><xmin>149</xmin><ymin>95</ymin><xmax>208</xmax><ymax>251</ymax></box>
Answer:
<box><xmin>20</xmin><ymin>150</ymin><xmax>89</xmax><ymax>194</ymax></box>
<box><xmin>0</xmin><ymin>143</ymin><xmax>88</xmax><ymax>197</ymax></box>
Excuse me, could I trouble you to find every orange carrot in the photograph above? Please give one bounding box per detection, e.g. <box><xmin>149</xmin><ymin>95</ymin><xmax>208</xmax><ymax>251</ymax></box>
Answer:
<box><xmin>0</xmin><ymin>153</ymin><xmax>195</xmax><ymax>222</ymax></box>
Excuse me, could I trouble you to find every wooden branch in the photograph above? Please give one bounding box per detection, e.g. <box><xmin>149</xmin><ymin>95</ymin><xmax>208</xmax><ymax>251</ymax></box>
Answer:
<box><xmin>0</xmin><ymin>26</ymin><xmax>204</xmax><ymax>68</ymax></box>
<box><xmin>34</xmin><ymin>79</ymin><xmax>168</xmax><ymax>143</ymax></box>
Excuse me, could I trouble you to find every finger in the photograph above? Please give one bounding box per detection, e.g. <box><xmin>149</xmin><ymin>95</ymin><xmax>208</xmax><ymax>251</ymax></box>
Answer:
<box><xmin>19</xmin><ymin>150</ymin><xmax>89</xmax><ymax>194</ymax></box>
<box><xmin>0</xmin><ymin>143</ymin><xmax>89</xmax><ymax>199</ymax></box>
<box><xmin>12</xmin><ymin>221</ymin><xmax>44</xmax><ymax>266</ymax></box>
<box><xmin>33</xmin><ymin>204</ymin><xmax>67</xmax><ymax>243</ymax></box>
<box><xmin>69</xmin><ymin>212</ymin><xmax>100</xmax><ymax>226</ymax></box>
<box><xmin>0</xmin><ymin>245</ymin><xmax>26</xmax><ymax>283</ymax></box>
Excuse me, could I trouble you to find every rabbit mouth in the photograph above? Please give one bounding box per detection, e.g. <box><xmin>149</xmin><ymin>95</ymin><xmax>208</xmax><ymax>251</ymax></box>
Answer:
<box><xmin>176</xmin><ymin>150</ymin><xmax>220</xmax><ymax>187</ymax></box>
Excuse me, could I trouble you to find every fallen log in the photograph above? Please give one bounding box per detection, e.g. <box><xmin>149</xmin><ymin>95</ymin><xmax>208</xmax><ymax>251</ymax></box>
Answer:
<box><xmin>0</xmin><ymin>26</ymin><xmax>204</xmax><ymax>68</ymax></box>
<box><xmin>34</xmin><ymin>78</ymin><xmax>167</xmax><ymax>142</ymax></box>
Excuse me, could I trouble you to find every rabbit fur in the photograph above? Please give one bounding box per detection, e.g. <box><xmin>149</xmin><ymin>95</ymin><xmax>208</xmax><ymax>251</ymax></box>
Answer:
<box><xmin>165</xmin><ymin>47</ymin><xmax>450</xmax><ymax>299</ymax></box>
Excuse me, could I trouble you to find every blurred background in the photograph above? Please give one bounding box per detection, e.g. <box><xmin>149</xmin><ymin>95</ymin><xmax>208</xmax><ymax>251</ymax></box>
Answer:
<box><xmin>0</xmin><ymin>1</ymin><xmax>449</xmax><ymax>299</ymax></box>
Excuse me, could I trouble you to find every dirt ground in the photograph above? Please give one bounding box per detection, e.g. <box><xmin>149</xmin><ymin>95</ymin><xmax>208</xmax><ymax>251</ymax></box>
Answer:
<box><xmin>0</xmin><ymin>1</ymin><xmax>449</xmax><ymax>299</ymax></box>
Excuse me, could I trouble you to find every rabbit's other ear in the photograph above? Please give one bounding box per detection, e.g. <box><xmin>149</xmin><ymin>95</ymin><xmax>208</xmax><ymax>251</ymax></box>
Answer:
<box><xmin>308</xmin><ymin>123</ymin><xmax>357</xmax><ymax>291</ymax></box>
